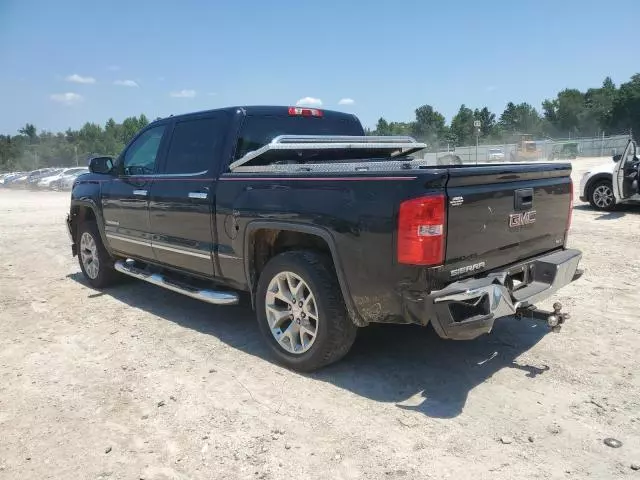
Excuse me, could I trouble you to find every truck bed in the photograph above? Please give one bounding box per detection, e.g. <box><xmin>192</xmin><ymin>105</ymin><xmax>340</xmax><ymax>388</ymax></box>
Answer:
<box><xmin>218</xmin><ymin>159</ymin><xmax>573</xmax><ymax>326</ymax></box>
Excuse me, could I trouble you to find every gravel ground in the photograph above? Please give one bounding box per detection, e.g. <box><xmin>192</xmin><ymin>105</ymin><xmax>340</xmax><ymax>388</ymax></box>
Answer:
<box><xmin>1</xmin><ymin>157</ymin><xmax>639</xmax><ymax>480</ymax></box>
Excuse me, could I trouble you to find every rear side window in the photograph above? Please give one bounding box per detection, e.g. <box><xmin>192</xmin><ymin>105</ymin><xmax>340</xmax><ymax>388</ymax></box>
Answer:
<box><xmin>234</xmin><ymin>115</ymin><xmax>364</xmax><ymax>160</ymax></box>
<box><xmin>163</xmin><ymin>116</ymin><xmax>227</xmax><ymax>174</ymax></box>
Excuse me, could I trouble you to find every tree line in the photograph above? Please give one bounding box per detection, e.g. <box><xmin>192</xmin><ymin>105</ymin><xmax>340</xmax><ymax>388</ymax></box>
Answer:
<box><xmin>370</xmin><ymin>74</ymin><xmax>640</xmax><ymax>149</ymax></box>
<box><xmin>2</xmin><ymin>73</ymin><xmax>639</xmax><ymax>172</ymax></box>
<box><xmin>0</xmin><ymin>114</ymin><xmax>151</xmax><ymax>172</ymax></box>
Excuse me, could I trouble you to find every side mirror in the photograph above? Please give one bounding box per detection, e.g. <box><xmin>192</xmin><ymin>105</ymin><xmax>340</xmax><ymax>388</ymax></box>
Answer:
<box><xmin>88</xmin><ymin>156</ymin><xmax>114</xmax><ymax>174</ymax></box>
<box><xmin>612</xmin><ymin>154</ymin><xmax>622</xmax><ymax>163</ymax></box>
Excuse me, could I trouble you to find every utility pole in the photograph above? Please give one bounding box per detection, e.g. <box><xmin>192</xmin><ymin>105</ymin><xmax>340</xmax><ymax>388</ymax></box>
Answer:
<box><xmin>473</xmin><ymin>120</ymin><xmax>481</xmax><ymax>164</ymax></box>
<box><xmin>74</xmin><ymin>145</ymin><xmax>78</xmax><ymax>166</ymax></box>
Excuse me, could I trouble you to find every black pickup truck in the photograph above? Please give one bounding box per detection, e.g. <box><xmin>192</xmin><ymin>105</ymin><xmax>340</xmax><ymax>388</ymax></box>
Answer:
<box><xmin>67</xmin><ymin>106</ymin><xmax>582</xmax><ymax>371</ymax></box>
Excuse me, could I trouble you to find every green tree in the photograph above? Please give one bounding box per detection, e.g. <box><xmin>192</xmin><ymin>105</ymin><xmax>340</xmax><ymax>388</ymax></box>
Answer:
<box><xmin>608</xmin><ymin>73</ymin><xmax>640</xmax><ymax>138</ymax></box>
<box><xmin>583</xmin><ymin>77</ymin><xmax>617</xmax><ymax>135</ymax></box>
<box><xmin>18</xmin><ymin>123</ymin><xmax>37</xmax><ymax>142</ymax></box>
<box><xmin>473</xmin><ymin>107</ymin><xmax>496</xmax><ymax>138</ymax></box>
<box><xmin>499</xmin><ymin>102</ymin><xmax>542</xmax><ymax>136</ymax></box>
<box><xmin>411</xmin><ymin>104</ymin><xmax>446</xmax><ymax>142</ymax></box>
<box><xmin>450</xmin><ymin>104</ymin><xmax>475</xmax><ymax>146</ymax></box>
<box><xmin>373</xmin><ymin>118</ymin><xmax>390</xmax><ymax>135</ymax></box>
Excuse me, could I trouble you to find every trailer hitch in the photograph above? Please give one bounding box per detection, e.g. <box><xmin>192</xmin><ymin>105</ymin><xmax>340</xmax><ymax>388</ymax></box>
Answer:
<box><xmin>515</xmin><ymin>302</ymin><xmax>569</xmax><ymax>333</ymax></box>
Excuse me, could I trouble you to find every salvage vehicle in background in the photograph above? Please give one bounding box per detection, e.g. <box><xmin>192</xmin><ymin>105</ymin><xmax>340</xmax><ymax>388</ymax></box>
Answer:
<box><xmin>52</xmin><ymin>168</ymin><xmax>89</xmax><ymax>190</ymax></box>
<box><xmin>579</xmin><ymin>139</ymin><xmax>639</xmax><ymax>210</ymax></box>
<box><xmin>549</xmin><ymin>142</ymin><xmax>579</xmax><ymax>160</ymax></box>
<box><xmin>44</xmin><ymin>167</ymin><xmax>89</xmax><ymax>190</ymax></box>
<box><xmin>510</xmin><ymin>134</ymin><xmax>540</xmax><ymax>162</ymax></box>
<box><xmin>66</xmin><ymin>106</ymin><xmax>582</xmax><ymax>371</ymax></box>
<box><xmin>488</xmin><ymin>148</ymin><xmax>505</xmax><ymax>161</ymax></box>
<box><xmin>26</xmin><ymin>168</ymin><xmax>60</xmax><ymax>189</ymax></box>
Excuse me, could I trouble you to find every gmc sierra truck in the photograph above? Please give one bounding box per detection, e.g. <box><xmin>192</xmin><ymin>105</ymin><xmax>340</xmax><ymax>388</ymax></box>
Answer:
<box><xmin>67</xmin><ymin>106</ymin><xmax>583</xmax><ymax>371</ymax></box>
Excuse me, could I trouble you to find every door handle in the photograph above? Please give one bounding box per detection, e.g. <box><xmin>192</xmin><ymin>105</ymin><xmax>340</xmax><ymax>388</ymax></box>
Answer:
<box><xmin>188</xmin><ymin>191</ymin><xmax>208</xmax><ymax>199</ymax></box>
<box><xmin>133</xmin><ymin>189</ymin><xmax>148</xmax><ymax>197</ymax></box>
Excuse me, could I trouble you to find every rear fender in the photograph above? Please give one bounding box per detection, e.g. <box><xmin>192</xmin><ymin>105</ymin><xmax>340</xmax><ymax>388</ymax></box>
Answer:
<box><xmin>243</xmin><ymin>221</ymin><xmax>366</xmax><ymax>327</ymax></box>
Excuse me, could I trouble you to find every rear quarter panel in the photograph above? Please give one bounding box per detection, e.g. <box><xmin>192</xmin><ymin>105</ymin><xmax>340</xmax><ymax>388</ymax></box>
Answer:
<box><xmin>215</xmin><ymin>171</ymin><xmax>447</xmax><ymax>324</ymax></box>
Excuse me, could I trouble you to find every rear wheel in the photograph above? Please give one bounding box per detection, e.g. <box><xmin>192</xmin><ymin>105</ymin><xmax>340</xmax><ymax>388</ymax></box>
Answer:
<box><xmin>256</xmin><ymin>250</ymin><xmax>357</xmax><ymax>372</ymax></box>
<box><xmin>588</xmin><ymin>179</ymin><xmax>616</xmax><ymax>211</ymax></box>
<box><xmin>77</xmin><ymin>221</ymin><xmax>120</xmax><ymax>288</ymax></box>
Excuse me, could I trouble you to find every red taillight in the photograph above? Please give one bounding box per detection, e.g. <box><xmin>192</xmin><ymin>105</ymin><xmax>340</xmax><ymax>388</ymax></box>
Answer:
<box><xmin>397</xmin><ymin>194</ymin><xmax>446</xmax><ymax>265</ymax></box>
<box><xmin>567</xmin><ymin>179</ymin><xmax>573</xmax><ymax>232</ymax></box>
<box><xmin>288</xmin><ymin>107</ymin><xmax>323</xmax><ymax>117</ymax></box>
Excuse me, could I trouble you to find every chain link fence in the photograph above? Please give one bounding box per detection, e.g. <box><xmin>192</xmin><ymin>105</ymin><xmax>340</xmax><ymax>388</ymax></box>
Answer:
<box><xmin>416</xmin><ymin>134</ymin><xmax>631</xmax><ymax>165</ymax></box>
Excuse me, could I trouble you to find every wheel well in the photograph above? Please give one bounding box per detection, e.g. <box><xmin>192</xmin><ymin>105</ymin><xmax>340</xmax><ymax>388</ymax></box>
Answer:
<box><xmin>586</xmin><ymin>174</ymin><xmax>612</xmax><ymax>196</ymax></box>
<box><xmin>249</xmin><ymin>229</ymin><xmax>332</xmax><ymax>289</ymax></box>
<box><xmin>69</xmin><ymin>205</ymin><xmax>96</xmax><ymax>240</ymax></box>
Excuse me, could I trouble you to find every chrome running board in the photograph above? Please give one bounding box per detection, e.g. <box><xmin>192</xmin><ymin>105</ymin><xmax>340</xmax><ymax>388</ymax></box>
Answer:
<box><xmin>114</xmin><ymin>260</ymin><xmax>239</xmax><ymax>306</ymax></box>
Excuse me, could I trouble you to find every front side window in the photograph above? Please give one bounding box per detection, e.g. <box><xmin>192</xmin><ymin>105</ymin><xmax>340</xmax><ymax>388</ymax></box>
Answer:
<box><xmin>163</xmin><ymin>117</ymin><xmax>226</xmax><ymax>174</ymax></box>
<box><xmin>123</xmin><ymin>125</ymin><xmax>166</xmax><ymax>175</ymax></box>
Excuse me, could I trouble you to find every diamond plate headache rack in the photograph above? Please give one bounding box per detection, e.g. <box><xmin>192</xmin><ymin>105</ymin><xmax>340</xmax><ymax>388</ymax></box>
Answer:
<box><xmin>228</xmin><ymin>135</ymin><xmax>427</xmax><ymax>170</ymax></box>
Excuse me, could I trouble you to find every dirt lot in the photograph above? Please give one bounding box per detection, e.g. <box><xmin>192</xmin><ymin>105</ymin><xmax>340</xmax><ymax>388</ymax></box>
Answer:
<box><xmin>1</xmin><ymin>158</ymin><xmax>639</xmax><ymax>480</ymax></box>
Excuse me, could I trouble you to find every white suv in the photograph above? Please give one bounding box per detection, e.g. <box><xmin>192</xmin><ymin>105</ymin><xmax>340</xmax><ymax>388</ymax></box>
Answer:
<box><xmin>579</xmin><ymin>140</ymin><xmax>640</xmax><ymax>210</ymax></box>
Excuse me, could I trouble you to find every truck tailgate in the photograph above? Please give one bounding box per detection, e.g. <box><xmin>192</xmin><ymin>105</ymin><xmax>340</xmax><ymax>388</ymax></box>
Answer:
<box><xmin>444</xmin><ymin>163</ymin><xmax>572</xmax><ymax>278</ymax></box>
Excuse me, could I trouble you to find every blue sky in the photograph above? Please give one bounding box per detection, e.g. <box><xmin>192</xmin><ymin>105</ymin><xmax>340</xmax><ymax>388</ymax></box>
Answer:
<box><xmin>1</xmin><ymin>0</ymin><xmax>639</xmax><ymax>134</ymax></box>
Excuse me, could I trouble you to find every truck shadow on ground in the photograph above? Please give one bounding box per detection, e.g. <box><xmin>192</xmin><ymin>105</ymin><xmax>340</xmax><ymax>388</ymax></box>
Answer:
<box><xmin>69</xmin><ymin>273</ymin><xmax>551</xmax><ymax>419</ymax></box>
<box><xmin>573</xmin><ymin>203</ymin><xmax>639</xmax><ymax>220</ymax></box>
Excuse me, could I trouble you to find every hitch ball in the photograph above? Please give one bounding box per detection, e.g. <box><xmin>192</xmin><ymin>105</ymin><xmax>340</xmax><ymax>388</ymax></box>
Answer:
<box><xmin>547</xmin><ymin>314</ymin><xmax>560</xmax><ymax>328</ymax></box>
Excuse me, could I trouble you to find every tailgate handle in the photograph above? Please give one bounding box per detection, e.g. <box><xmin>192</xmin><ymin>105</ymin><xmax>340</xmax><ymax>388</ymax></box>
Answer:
<box><xmin>514</xmin><ymin>188</ymin><xmax>533</xmax><ymax>210</ymax></box>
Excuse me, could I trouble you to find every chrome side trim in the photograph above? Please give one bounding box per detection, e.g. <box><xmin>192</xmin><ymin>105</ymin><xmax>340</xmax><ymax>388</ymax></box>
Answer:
<box><xmin>119</xmin><ymin>170</ymin><xmax>208</xmax><ymax>179</ymax></box>
<box><xmin>188</xmin><ymin>192</ymin><xmax>208</xmax><ymax>199</ymax></box>
<box><xmin>216</xmin><ymin>252</ymin><xmax>242</xmax><ymax>260</ymax></box>
<box><xmin>133</xmin><ymin>189</ymin><xmax>148</xmax><ymax>196</ymax></box>
<box><xmin>114</xmin><ymin>260</ymin><xmax>238</xmax><ymax>305</ymax></box>
<box><xmin>106</xmin><ymin>233</ymin><xmax>152</xmax><ymax>247</ymax></box>
<box><xmin>152</xmin><ymin>241</ymin><xmax>211</xmax><ymax>259</ymax></box>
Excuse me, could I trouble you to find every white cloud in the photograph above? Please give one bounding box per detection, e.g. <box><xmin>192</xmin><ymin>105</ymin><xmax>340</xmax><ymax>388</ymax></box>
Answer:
<box><xmin>50</xmin><ymin>92</ymin><xmax>84</xmax><ymax>105</ymax></box>
<box><xmin>114</xmin><ymin>79</ymin><xmax>139</xmax><ymax>87</ymax></box>
<box><xmin>170</xmin><ymin>89</ymin><xmax>196</xmax><ymax>98</ymax></box>
<box><xmin>65</xmin><ymin>74</ymin><xmax>96</xmax><ymax>84</ymax></box>
<box><xmin>296</xmin><ymin>96</ymin><xmax>322</xmax><ymax>107</ymax></box>
<box><xmin>107</xmin><ymin>65</ymin><xmax>120</xmax><ymax>71</ymax></box>
<box><xmin>338</xmin><ymin>98</ymin><xmax>355</xmax><ymax>105</ymax></box>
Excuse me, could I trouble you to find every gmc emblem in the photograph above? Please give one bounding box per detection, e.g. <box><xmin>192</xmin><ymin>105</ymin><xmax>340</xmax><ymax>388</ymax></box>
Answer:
<box><xmin>509</xmin><ymin>210</ymin><xmax>536</xmax><ymax>227</ymax></box>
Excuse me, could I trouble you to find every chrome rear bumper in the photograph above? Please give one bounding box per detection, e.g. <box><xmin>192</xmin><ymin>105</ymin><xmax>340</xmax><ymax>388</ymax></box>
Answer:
<box><xmin>428</xmin><ymin>249</ymin><xmax>583</xmax><ymax>340</ymax></box>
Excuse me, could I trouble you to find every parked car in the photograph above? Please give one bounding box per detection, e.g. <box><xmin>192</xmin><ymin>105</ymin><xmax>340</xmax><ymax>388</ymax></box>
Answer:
<box><xmin>66</xmin><ymin>105</ymin><xmax>582</xmax><ymax>371</ymax></box>
<box><xmin>25</xmin><ymin>168</ymin><xmax>60</xmax><ymax>189</ymax></box>
<box><xmin>488</xmin><ymin>148</ymin><xmax>505</xmax><ymax>161</ymax></box>
<box><xmin>5</xmin><ymin>172</ymin><xmax>30</xmax><ymax>188</ymax></box>
<box><xmin>40</xmin><ymin>167</ymin><xmax>88</xmax><ymax>189</ymax></box>
<box><xmin>0</xmin><ymin>173</ymin><xmax>15</xmax><ymax>186</ymax></box>
<box><xmin>51</xmin><ymin>168</ymin><xmax>89</xmax><ymax>190</ymax></box>
<box><xmin>579</xmin><ymin>140</ymin><xmax>639</xmax><ymax>210</ymax></box>
<box><xmin>549</xmin><ymin>143</ymin><xmax>578</xmax><ymax>160</ymax></box>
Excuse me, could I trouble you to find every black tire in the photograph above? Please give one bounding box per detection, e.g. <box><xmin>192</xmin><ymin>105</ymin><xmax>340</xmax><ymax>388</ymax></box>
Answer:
<box><xmin>77</xmin><ymin>221</ymin><xmax>120</xmax><ymax>288</ymax></box>
<box><xmin>588</xmin><ymin>179</ymin><xmax>616</xmax><ymax>211</ymax></box>
<box><xmin>255</xmin><ymin>250</ymin><xmax>358</xmax><ymax>372</ymax></box>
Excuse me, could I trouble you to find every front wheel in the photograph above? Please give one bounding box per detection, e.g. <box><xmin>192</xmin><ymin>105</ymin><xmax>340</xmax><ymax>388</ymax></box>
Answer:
<box><xmin>256</xmin><ymin>250</ymin><xmax>357</xmax><ymax>372</ymax></box>
<box><xmin>588</xmin><ymin>180</ymin><xmax>616</xmax><ymax>211</ymax></box>
<box><xmin>77</xmin><ymin>222</ymin><xmax>120</xmax><ymax>288</ymax></box>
